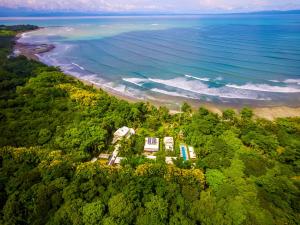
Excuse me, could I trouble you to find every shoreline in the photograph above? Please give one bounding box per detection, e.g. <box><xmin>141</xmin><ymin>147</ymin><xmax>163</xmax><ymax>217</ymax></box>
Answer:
<box><xmin>13</xmin><ymin>28</ymin><xmax>55</xmax><ymax>61</ymax></box>
<box><xmin>14</xmin><ymin>30</ymin><xmax>300</xmax><ymax>120</ymax></box>
<box><xmin>76</xmin><ymin>76</ymin><xmax>300</xmax><ymax>120</ymax></box>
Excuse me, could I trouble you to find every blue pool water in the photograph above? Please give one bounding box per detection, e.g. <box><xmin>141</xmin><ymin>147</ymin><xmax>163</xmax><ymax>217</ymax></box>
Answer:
<box><xmin>181</xmin><ymin>145</ymin><xmax>188</xmax><ymax>161</ymax></box>
<box><xmin>1</xmin><ymin>14</ymin><xmax>300</xmax><ymax>105</ymax></box>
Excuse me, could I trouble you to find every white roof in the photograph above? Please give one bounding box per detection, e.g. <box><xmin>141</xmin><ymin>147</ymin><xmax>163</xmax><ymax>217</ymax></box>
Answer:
<box><xmin>164</xmin><ymin>137</ymin><xmax>174</xmax><ymax>151</ymax></box>
<box><xmin>114</xmin><ymin>126</ymin><xmax>130</xmax><ymax>137</ymax></box>
<box><xmin>98</xmin><ymin>153</ymin><xmax>110</xmax><ymax>159</ymax></box>
<box><xmin>129</xmin><ymin>128</ymin><xmax>135</xmax><ymax>135</ymax></box>
<box><xmin>114</xmin><ymin>157</ymin><xmax>125</xmax><ymax>164</ymax></box>
<box><xmin>164</xmin><ymin>137</ymin><xmax>174</xmax><ymax>143</ymax></box>
<box><xmin>188</xmin><ymin>146</ymin><xmax>196</xmax><ymax>159</ymax></box>
<box><xmin>91</xmin><ymin>157</ymin><xmax>98</xmax><ymax>163</ymax></box>
<box><xmin>146</xmin><ymin>155</ymin><xmax>157</xmax><ymax>160</ymax></box>
<box><xmin>144</xmin><ymin>137</ymin><xmax>159</xmax><ymax>152</ymax></box>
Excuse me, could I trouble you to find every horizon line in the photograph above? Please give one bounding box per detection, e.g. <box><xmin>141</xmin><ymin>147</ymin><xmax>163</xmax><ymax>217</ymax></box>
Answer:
<box><xmin>0</xmin><ymin>9</ymin><xmax>300</xmax><ymax>18</ymax></box>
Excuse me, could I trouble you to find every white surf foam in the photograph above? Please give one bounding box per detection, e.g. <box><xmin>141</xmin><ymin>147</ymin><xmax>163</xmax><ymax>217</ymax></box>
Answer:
<box><xmin>184</xmin><ymin>74</ymin><xmax>210</xmax><ymax>82</ymax></box>
<box><xmin>283</xmin><ymin>79</ymin><xmax>300</xmax><ymax>85</ymax></box>
<box><xmin>226</xmin><ymin>83</ymin><xmax>300</xmax><ymax>93</ymax></box>
<box><xmin>269</xmin><ymin>79</ymin><xmax>280</xmax><ymax>83</ymax></box>
<box><xmin>150</xmin><ymin>88</ymin><xmax>194</xmax><ymax>98</ymax></box>
<box><xmin>147</xmin><ymin>77</ymin><xmax>267</xmax><ymax>100</ymax></box>
<box><xmin>71</xmin><ymin>62</ymin><xmax>85</xmax><ymax>71</ymax></box>
<box><xmin>122</xmin><ymin>78</ymin><xmax>148</xmax><ymax>87</ymax></box>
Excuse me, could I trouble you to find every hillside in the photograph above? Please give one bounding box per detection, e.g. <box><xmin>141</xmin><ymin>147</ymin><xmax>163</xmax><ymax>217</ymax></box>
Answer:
<box><xmin>0</xmin><ymin>25</ymin><xmax>299</xmax><ymax>225</ymax></box>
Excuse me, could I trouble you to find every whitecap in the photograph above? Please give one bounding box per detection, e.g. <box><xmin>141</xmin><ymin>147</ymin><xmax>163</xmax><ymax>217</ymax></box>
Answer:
<box><xmin>269</xmin><ymin>79</ymin><xmax>280</xmax><ymax>83</ymax></box>
<box><xmin>226</xmin><ymin>83</ymin><xmax>300</xmax><ymax>93</ymax></box>
<box><xmin>215</xmin><ymin>76</ymin><xmax>223</xmax><ymax>81</ymax></box>
<box><xmin>148</xmin><ymin>77</ymin><xmax>268</xmax><ymax>100</ymax></box>
<box><xmin>122</xmin><ymin>78</ymin><xmax>148</xmax><ymax>87</ymax></box>
<box><xmin>71</xmin><ymin>62</ymin><xmax>85</xmax><ymax>71</ymax></box>
<box><xmin>184</xmin><ymin>74</ymin><xmax>210</xmax><ymax>82</ymax></box>
<box><xmin>283</xmin><ymin>79</ymin><xmax>300</xmax><ymax>85</ymax></box>
<box><xmin>150</xmin><ymin>88</ymin><xmax>195</xmax><ymax>99</ymax></box>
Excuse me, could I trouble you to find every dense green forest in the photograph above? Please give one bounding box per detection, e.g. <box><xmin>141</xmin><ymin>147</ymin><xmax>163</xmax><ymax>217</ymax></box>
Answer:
<box><xmin>0</xmin><ymin>25</ymin><xmax>299</xmax><ymax>225</ymax></box>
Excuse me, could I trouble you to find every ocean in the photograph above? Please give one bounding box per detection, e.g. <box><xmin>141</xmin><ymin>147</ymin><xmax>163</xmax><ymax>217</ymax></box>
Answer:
<box><xmin>1</xmin><ymin>14</ymin><xmax>300</xmax><ymax>106</ymax></box>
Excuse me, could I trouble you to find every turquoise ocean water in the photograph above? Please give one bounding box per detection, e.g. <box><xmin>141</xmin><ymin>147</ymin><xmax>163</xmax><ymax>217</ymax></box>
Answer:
<box><xmin>1</xmin><ymin>14</ymin><xmax>300</xmax><ymax>106</ymax></box>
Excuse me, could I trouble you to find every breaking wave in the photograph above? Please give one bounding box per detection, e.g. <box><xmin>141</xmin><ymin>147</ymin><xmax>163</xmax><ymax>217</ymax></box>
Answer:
<box><xmin>122</xmin><ymin>76</ymin><xmax>273</xmax><ymax>100</ymax></box>
<box><xmin>184</xmin><ymin>74</ymin><xmax>210</xmax><ymax>82</ymax></box>
<box><xmin>226</xmin><ymin>83</ymin><xmax>300</xmax><ymax>93</ymax></box>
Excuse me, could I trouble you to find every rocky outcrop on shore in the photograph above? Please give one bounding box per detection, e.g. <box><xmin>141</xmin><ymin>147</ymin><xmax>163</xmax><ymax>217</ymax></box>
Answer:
<box><xmin>13</xmin><ymin>42</ymin><xmax>55</xmax><ymax>60</ymax></box>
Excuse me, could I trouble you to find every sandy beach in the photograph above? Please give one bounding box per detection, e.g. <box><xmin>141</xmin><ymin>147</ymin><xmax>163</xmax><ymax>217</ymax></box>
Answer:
<box><xmin>74</xmin><ymin>76</ymin><xmax>300</xmax><ymax>120</ymax></box>
<box><xmin>14</xmin><ymin>32</ymin><xmax>300</xmax><ymax>120</ymax></box>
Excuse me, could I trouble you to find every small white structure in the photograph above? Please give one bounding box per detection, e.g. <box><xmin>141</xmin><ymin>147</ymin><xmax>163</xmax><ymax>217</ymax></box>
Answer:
<box><xmin>144</xmin><ymin>137</ymin><xmax>159</xmax><ymax>152</ymax></box>
<box><xmin>146</xmin><ymin>155</ymin><xmax>157</xmax><ymax>160</ymax></box>
<box><xmin>112</xmin><ymin>126</ymin><xmax>135</xmax><ymax>144</ymax></box>
<box><xmin>188</xmin><ymin>146</ymin><xmax>197</xmax><ymax>159</ymax></box>
<box><xmin>114</xmin><ymin>157</ymin><xmax>125</xmax><ymax>164</ymax></box>
<box><xmin>91</xmin><ymin>157</ymin><xmax>98</xmax><ymax>163</ymax></box>
<box><xmin>98</xmin><ymin>153</ymin><xmax>110</xmax><ymax>159</ymax></box>
<box><xmin>163</xmin><ymin>137</ymin><xmax>174</xmax><ymax>151</ymax></box>
<box><xmin>165</xmin><ymin>157</ymin><xmax>177</xmax><ymax>164</ymax></box>
<box><xmin>108</xmin><ymin>144</ymin><xmax>120</xmax><ymax>165</ymax></box>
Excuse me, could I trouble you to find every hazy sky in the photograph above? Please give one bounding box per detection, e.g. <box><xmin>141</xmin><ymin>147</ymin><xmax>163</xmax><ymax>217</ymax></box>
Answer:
<box><xmin>0</xmin><ymin>0</ymin><xmax>300</xmax><ymax>13</ymax></box>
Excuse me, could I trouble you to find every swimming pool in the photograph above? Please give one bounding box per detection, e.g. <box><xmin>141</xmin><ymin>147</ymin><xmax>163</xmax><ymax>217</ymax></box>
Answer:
<box><xmin>180</xmin><ymin>145</ymin><xmax>189</xmax><ymax>161</ymax></box>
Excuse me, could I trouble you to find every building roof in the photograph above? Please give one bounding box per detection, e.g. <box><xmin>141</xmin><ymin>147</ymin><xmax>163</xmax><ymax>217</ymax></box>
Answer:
<box><xmin>112</xmin><ymin>126</ymin><xmax>135</xmax><ymax>144</ymax></box>
<box><xmin>188</xmin><ymin>146</ymin><xmax>196</xmax><ymax>159</ymax></box>
<box><xmin>98</xmin><ymin>153</ymin><xmax>110</xmax><ymax>159</ymax></box>
<box><xmin>129</xmin><ymin>128</ymin><xmax>135</xmax><ymax>135</ymax></box>
<box><xmin>144</xmin><ymin>137</ymin><xmax>159</xmax><ymax>152</ymax></box>
<box><xmin>164</xmin><ymin>137</ymin><xmax>174</xmax><ymax>151</ymax></box>
<box><xmin>146</xmin><ymin>155</ymin><xmax>157</xmax><ymax>160</ymax></box>
<box><xmin>164</xmin><ymin>137</ymin><xmax>174</xmax><ymax>143</ymax></box>
<box><xmin>114</xmin><ymin>126</ymin><xmax>130</xmax><ymax>137</ymax></box>
<box><xmin>91</xmin><ymin>157</ymin><xmax>98</xmax><ymax>163</ymax></box>
<box><xmin>114</xmin><ymin>157</ymin><xmax>125</xmax><ymax>164</ymax></box>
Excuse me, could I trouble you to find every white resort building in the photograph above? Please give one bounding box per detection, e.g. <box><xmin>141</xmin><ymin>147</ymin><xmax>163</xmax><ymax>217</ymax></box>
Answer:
<box><xmin>146</xmin><ymin>155</ymin><xmax>157</xmax><ymax>160</ymax></box>
<box><xmin>114</xmin><ymin>157</ymin><xmax>125</xmax><ymax>165</ymax></box>
<box><xmin>108</xmin><ymin>144</ymin><xmax>120</xmax><ymax>165</ymax></box>
<box><xmin>188</xmin><ymin>146</ymin><xmax>197</xmax><ymax>159</ymax></box>
<box><xmin>144</xmin><ymin>137</ymin><xmax>159</xmax><ymax>152</ymax></box>
<box><xmin>112</xmin><ymin>126</ymin><xmax>135</xmax><ymax>144</ymax></box>
<box><xmin>163</xmin><ymin>137</ymin><xmax>174</xmax><ymax>151</ymax></box>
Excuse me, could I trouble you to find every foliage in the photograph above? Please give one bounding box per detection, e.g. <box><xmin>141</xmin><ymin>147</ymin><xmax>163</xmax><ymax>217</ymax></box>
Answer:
<box><xmin>0</xmin><ymin>25</ymin><xmax>299</xmax><ymax>225</ymax></box>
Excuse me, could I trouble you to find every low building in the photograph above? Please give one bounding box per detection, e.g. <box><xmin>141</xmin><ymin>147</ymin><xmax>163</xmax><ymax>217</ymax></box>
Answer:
<box><xmin>98</xmin><ymin>153</ymin><xmax>110</xmax><ymax>159</ymax></box>
<box><xmin>108</xmin><ymin>144</ymin><xmax>120</xmax><ymax>165</ymax></box>
<box><xmin>114</xmin><ymin>157</ymin><xmax>125</xmax><ymax>165</ymax></box>
<box><xmin>112</xmin><ymin>126</ymin><xmax>135</xmax><ymax>144</ymax></box>
<box><xmin>188</xmin><ymin>146</ymin><xmax>197</xmax><ymax>159</ymax></box>
<box><xmin>144</xmin><ymin>137</ymin><xmax>159</xmax><ymax>152</ymax></box>
<box><xmin>91</xmin><ymin>157</ymin><xmax>98</xmax><ymax>163</ymax></box>
<box><xmin>165</xmin><ymin>157</ymin><xmax>177</xmax><ymax>164</ymax></box>
<box><xmin>146</xmin><ymin>155</ymin><xmax>157</xmax><ymax>160</ymax></box>
<box><xmin>163</xmin><ymin>137</ymin><xmax>174</xmax><ymax>151</ymax></box>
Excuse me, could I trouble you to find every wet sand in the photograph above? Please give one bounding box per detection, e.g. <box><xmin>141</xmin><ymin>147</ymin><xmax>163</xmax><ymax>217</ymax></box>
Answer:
<box><xmin>14</xmin><ymin>31</ymin><xmax>300</xmax><ymax>120</ymax></box>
